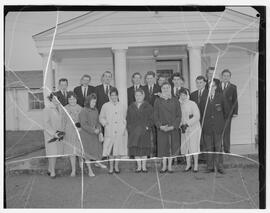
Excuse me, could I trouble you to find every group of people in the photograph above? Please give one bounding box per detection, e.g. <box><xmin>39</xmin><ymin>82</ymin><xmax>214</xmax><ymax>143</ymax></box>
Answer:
<box><xmin>44</xmin><ymin>67</ymin><xmax>238</xmax><ymax>178</ymax></box>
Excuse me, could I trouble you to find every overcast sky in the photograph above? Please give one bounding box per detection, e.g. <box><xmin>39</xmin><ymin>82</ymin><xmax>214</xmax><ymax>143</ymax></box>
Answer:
<box><xmin>4</xmin><ymin>7</ymin><xmax>258</xmax><ymax>71</ymax></box>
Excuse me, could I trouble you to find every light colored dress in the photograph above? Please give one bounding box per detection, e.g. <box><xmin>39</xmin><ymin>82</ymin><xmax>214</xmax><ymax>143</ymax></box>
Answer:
<box><xmin>43</xmin><ymin>103</ymin><xmax>64</xmax><ymax>156</ymax></box>
<box><xmin>99</xmin><ymin>101</ymin><xmax>128</xmax><ymax>156</ymax></box>
<box><xmin>61</xmin><ymin>104</ymin><xmax>82</xmax><ymax>156</ymax></box>
<box><xmin>180</xmin><ymin>99</ymin><xmax>202</xmax><ymax>155</ymax></box>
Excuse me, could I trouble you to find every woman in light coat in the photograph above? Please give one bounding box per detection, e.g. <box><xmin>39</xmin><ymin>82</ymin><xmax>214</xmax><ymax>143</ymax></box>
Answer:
<box><xmin>99</xmin><ymin>87</ymin><xmax>128</xmax><ymax>174</ymax></box>
<box><xmin>43</xmin><ymin>93</ymin><xmax>64</xmax><ymax>178</ymax></box>
<box><xmin>178</xmin><ymin>88</ymin><xmax>202</xmax><ymax>172</ymax></box>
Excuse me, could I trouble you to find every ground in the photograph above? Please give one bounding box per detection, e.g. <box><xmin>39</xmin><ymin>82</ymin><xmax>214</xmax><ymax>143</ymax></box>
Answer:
<box><xmin>5</xmin><ymin>165</ymin><xmax>259</xmax><ymax>209</ymax></box>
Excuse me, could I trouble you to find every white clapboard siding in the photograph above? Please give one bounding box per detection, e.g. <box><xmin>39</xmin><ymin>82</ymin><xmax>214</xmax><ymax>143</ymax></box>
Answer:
<box><xmin>208</xmin><ymin>49</ymin><xmax>256</xmax><ymax>144</ymax></box>
<box><xmin>5</xmin><ymin>89</ymin><xmax>44</xmax><ymax>131</ymax></box>
<box><xmin>57</xmin><ymin>57</ymin><xmax>114</xmax><ymax>90</ymax></box>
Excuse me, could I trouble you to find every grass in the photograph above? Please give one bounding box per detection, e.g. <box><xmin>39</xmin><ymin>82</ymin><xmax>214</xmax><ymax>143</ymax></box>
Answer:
<box><xmin>5</xmin><ymin>130</ymin><xmax>44</xmax><ymax>159</ymax></box>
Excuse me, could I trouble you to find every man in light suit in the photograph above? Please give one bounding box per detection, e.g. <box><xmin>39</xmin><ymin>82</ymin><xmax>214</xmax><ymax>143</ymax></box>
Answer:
<box><xmin>202</xmin><ymin>79</ymin><xmax>229</xmax><ymax>174</ymax></box>
<box><xmin>127</xmin><ymin>72</ymin><xmax>143</xmax><ymax>106</ymax></box>
<box><xmin>73</xmin><ymin>74</ymin><xmax>96</xmax><ymax>107</ymax></box>
<box><xmin>95</xmin><ymin>71</ymin><xmax>113</xmax><ymax>113</ymax></box>
<box><xmin>55</xmin><ymin>78</ymin><xmax>70</xmax><ymax>106</ymax></box>
<box><xmin>205</xmin><ymin>67</ymin><xmax>222</xmax><ymax>93</ymax></box>
<box><xmin>221</xmin><ymin>69</ymin><xmax>238</xmax><ymax>153</ymax></box>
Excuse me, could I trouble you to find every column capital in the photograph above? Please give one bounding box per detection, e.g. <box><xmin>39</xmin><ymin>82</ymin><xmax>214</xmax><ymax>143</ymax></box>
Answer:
<box><xmin>187</xmin><ymin>43</ymin><xmax>204</xmax><ymax>50</ymax></box>
<box><xmin>111</xmin><ymin>45</ymin><xmax>128</xmax><ymax>52</ymax></box>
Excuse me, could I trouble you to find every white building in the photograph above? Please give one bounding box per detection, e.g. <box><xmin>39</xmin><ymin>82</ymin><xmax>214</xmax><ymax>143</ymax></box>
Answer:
<box><xmin>30</xmin><ymin>9</ymin><xmax>260</xmax><ymax>145</ymax></box>
<box><xmin>5</xmin><ymin>70</ymin><xmax>44</xmax><ymax>131</ymax></box>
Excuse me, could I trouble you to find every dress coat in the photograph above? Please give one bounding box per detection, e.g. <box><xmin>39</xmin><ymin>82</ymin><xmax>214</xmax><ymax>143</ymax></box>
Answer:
<box><xmin>190</xmin><ymin>88</ymin><xmax>209</xmax><ymax>123</ymax></box>
<box><xmin>79</xmin><ymin>107</ymin><xmax>103</xmax><ymax>160</ymax></box>
<box><xmin>55</xmin><ymin>90</ymin><xmax>71</xmax><ymax>106</ymax></box>
<box><xmin>142</xmin><ymin>84</ymin><xmax>161</xmax><ymax>106</ymax></box>
<box><xmin>205</xmin><ymin>78</ymin><xmax>222</xmax><ymax>93</ymax></box>
<box><xmin>61</xmin><ymin>104</ymin><xmax>82</xmax><ymax>156</ymax></box>
<box><xmin>95</xmin><ymin>84</ymin><xmax>113</xmax><ymax>113</ymax></box>
<box><xmin>180</xmin><ymin>99</ymin><xmax>201</xmax><ymax>155</ymax></box>
<box><xmin>99</xmin><ymin>101</ymin><xmax>128</xmax><ymax>156</ymax></box>
<box><xmin>127</xmin><ymin>85</ymin><xmax>143</xmax><ymax>106</ymax></box>
<box><xmin>126</xmin><ymin>101</ymin><xmax>154</xmax><ymax>156</ymax></box>
<box><xmin>43</xmin><ymin>104</ymin><xmax>64</xmax><ymax>156</ymax></box>
<box><xmin>154</xmin><ymin>96</ymin><xmax>182</xmax><ymax>157</ymax></box>
<box><xmin>202</xmin><ymin>92</ymin><xmax>229</xmax><ymax>135</ymax></box>
<box><xmin>73</xmin><ymin>85</ymin><xmax>96</xmax><ymax>107</ymax></box>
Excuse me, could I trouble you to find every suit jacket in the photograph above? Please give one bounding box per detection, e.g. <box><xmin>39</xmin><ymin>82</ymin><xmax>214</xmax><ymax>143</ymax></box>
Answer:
<box><xmin>221</xmin><ymin>82</ymin><xmax>238</xmax><ymax>117</ymax></box>
<box><xmin>171</xmin><ymin>86</ymin><xmax>190</xmax><ymax>98</ymax></box>
<box><xmin>55</xmin><ymin>90</ymin><xmax>70</xmax><ymax>106</ymax></box>
<box><xmin>127</xmin><ymin>85</ymin><xmax>143</xmax><ymax>106</ymax></box>
<box><xmin>95</xmin><ymin>84</ymin><xmax>113</xmax><ymax>113</ymax></box>
<box><xmin>142</xmin><ymin>84</ymin><xmax>161</xmax><ymax>106</ymax></box>
<box><xmin>74</xmin><ymin>85</ymin><xmax>96</xmax><ymax>107</ymax></box>
<box><xmin>202</xmin><ymin>92</ymin><xmax>229</xmax><ymax>135</ymax></box>
<box><xmin>205</xmin><ymin>78</ymin><xmax>222</xmax><ymax>93</ymax></box>
<box><xmin>190</xmin><ymin>88</ymin><xmax>209</xmax><ymax>122</ymax></box>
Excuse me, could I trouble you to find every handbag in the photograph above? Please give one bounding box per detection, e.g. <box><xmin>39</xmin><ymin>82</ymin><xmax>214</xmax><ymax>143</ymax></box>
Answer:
<box><xmin>98</xmin><ymin>132</ymin><xmax>104</xmax><ymax>143</ymax></box>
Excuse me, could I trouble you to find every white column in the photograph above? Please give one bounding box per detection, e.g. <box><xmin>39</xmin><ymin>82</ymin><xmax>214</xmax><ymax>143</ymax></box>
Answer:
<box><xmin>41</xmin><ymin>53</ymin><xmax>53</xmax><ymax>106</ymax></box>
<box><xmin>187</xmin><ymin>45</ymin><xmax>203</xmax><ymax>92</ymax></box>
<box><xmin>112</xmin><ymin>48</ymin><xmax>128</xmax><ymax>108</ymax></box>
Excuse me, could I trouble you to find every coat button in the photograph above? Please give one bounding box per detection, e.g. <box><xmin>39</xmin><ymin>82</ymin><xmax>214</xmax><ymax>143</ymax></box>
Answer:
<box><xmin>115</xmin><ymin>131</ymin><xmax>117</xmax><ymax>134</ymax></box>
<box><xmin>115</xmin><ymin>122</ymin><xmax>117</xmax><ymax>124</ymax></box>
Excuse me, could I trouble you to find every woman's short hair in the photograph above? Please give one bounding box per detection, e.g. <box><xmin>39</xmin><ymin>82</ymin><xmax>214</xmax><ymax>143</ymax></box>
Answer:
<box><xmin>47</xmin><ymin>92</ymin><xmax>57</xmax><ymax>102</ymax></box>
<box><xmin>177</xmin><ymin>88</ymin><xmax>189</xmax><ymax>96</ymax></box>
<box><xmin>135</xmin><ymin>88</ymin><xmax>145</xmax><ymax>96</ymax></box>
<box><xmin>109</xmin><ymin>87</ymin><xmax>118</xmax><ymax>96</ymax></box>
<box><xmin>84</xmin><ymin>93</ymin><xmax>97</xmax><ymax>108</ymax></box>
<box><xmin>67</xmin><ymin>91</ymin><xmax>77</xmax><ymax>99</ymax></box>
<box><xmin>161</xmin><ymin>82</ymin><xmax>171</xmax><ymax>88</ymax></box>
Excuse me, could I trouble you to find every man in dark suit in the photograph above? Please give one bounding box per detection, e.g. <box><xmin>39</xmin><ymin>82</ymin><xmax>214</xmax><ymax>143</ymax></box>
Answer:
<box><xmin>171</xmin><ymin>72</ymin><xmax>190</xmax><ymax>97</ymax></box>
<box><xmin>127</xmin><ymin>72</ymin><xmax>143</xmax><ymax>106</ymax></box>
<box><xmin>142</xmin><ymin>71</ymin><xmax>160</xmax><ymax>157</ymax></box>
<box><xmin>190</xmin><ymin>75</ymin><xmax>209</xmax><ymax>120</ymax></box>
<box><xmin>205</xmin><ymin>67</ymin><xmax>222</xmax><ymax>93</ymax></box>
<box><xmin>142</xmin><ymin>71</ymin><xmax>161</xmax><ymax>106</ymax></box>
<box><xmin>73</xmin><ymin>74</ymin><xmax>96</xmax><ymax>107</ymax></box>
<box><xmin>55</xmin><ymin>78</ymin><xmax>70</xmax><ymax>106</ymax></box>
<box><xmin>220</xmin><ymin>69</ymin><xmax>238</xmax><ymax>153</ymax></box>
<box><xmin>95</xmin><ymin>71</ymin><xmax>113</xmax><ymax>113</ymax></box>
<box><xmin>202</xmin><ymin>79</ymin><xmax>229</xmax><ymax>174</ymax></box>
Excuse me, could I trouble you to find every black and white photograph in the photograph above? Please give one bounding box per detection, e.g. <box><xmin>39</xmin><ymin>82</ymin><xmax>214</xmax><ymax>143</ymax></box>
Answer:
<box><xmin>3</xmin><ymin>2</ymin><xmax>267</xmax><ymax>210</ymax></box>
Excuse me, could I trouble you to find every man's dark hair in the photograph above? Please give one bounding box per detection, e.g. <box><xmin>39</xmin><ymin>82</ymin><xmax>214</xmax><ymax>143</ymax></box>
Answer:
<box><xmin>221</xmin><ymin>69</ymin><xmax>232</xmax><ymax>76</ymax></box>
<box><xmin>145</xmin><ymin>71</ymin><xmax>156</xmax><ymax>78</ymax></box>
<box><xmin>59</xmin><ymin>78</ymin><xmax>68</xmax><ymax>85</ymax></box>
<box><xmin>196</xmin><ymin>75</ymin><xmax>206</xmax><ymax>82</ymax></box>
<box><xmin>172</xmin><ymin>72</ymin><xmax>184</xmax><ymax>81</ymax></box>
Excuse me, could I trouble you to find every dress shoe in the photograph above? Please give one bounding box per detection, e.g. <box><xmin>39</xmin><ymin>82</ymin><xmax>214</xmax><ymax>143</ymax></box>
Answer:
<box><xmin>193</xmin><ymin>169</ymin><xmax>199</xmax><ymax>173</ymax></box>
<box><xmin>135</xmin><ymin>168</ymin><xmax>142</xmax><ymax>173</ymax></box>
<box><xmin>114</xmin><ymin>169</ymin><xmax>120</xmax><ymax>174</ymax></box>
<box><xmin>167</xmin><ymin>169</ymin><xmax>174</xmax><ymax>173</ymax></box>
<box><xmin>205</xmin><ymin>169</ymin><xmax>214</xmax><ymax>173</ymax></box>
<box><xmin>108</xmin><ymin>170</ymin><xmax>114</xmax><ymax>175</ymax></box>
<box><xmin>183</xmin><ymin>166</ymin><xmax>192</xmax><ymax>172</ymax></box>
<box><xmin>217</xmin><ymin>169</ymin><xmax>225</xmax><ymax>174</ymax></box>
<box><xmin>159</xmin><ymin>169</ymin><xmax>167</xmax><ymax>173</ymax></box>
<box><xmin>142</xmin><ymin>169</ymin><xmax>148</xmax><ymax>173</ymax></box>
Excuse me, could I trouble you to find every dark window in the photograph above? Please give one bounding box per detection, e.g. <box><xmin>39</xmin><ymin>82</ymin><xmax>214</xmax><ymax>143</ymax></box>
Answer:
<box><xmin>28</xmin><ymin>92</ymin><xmax>44</xmax><ymax>110</ymax></box>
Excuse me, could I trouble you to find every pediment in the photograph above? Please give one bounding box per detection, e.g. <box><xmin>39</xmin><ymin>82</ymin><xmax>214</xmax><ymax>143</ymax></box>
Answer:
<box><xmin>33</xmin><ymin>9</ymin><xmax>259</xmax><ymax>41</ymax></box>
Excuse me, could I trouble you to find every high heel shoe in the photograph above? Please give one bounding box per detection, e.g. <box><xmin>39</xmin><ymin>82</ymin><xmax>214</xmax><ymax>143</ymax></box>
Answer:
<box><xmin>183</xmin><ymin>166</ymin><xmax>192</xmax><ymax>172</ymax></box>
<box><xmin>159</xmin><ymin>169</ymin><xmax>167</xmax><ymax>173</ymax></box>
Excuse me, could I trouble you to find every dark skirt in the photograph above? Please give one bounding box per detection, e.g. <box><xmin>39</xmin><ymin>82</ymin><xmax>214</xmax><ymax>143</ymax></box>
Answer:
<box><xmin>129</xmin><ymin>146</ymin><xmax>151</xmax><ymax>156</ymax></box>
<box><xmin>157</xmin><ymin>129</ymin><xmax>180</xmax><ymax>157</ymax></box>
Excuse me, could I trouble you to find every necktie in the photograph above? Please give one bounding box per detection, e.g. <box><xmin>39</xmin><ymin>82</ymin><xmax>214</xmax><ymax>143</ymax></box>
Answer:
<box><xmin>198</xmin><ymin>90</ymin><xmax>201</xmax><ymax>103</ymax></box>
<box><xmin>105</xmin><ymin>85</ymin><xmax>109</xmax><ymax>96</ymax></box>
<box><xmin>149</xmin><ymin>86</ymin><xmax>153</xmax><ymax>96</ymax></box>
<box><xmin>176</xmin><ymin>88</ymin><xmax>179</xmax><ymax>96</ymax></box>
<box><xmin>83</xmin><ymin>87</ymin><xmax>87</xmax><ymax>98</ymax></box>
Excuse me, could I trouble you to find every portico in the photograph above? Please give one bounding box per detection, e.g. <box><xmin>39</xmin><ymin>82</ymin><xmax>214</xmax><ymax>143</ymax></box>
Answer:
<box><xmin>33</xmin><ymin>10</ymin><xmax>259</xmax><ymax>145</ymax></box>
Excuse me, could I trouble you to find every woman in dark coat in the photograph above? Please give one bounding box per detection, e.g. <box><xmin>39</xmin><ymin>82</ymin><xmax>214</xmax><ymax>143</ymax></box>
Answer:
<box><xmin>79</xmin><ymin>93</ymin><xmax>105</xmax><ymax>177</ymax></box>
<box><xmin>154</xmin><ymin>82</ymin><xmax>182</xmax><ymax>173</ymax></box>
<box><xmin>127</xmin><ymin>88</ymin><xmax>154</xmax><ymax>172</ymax></box>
